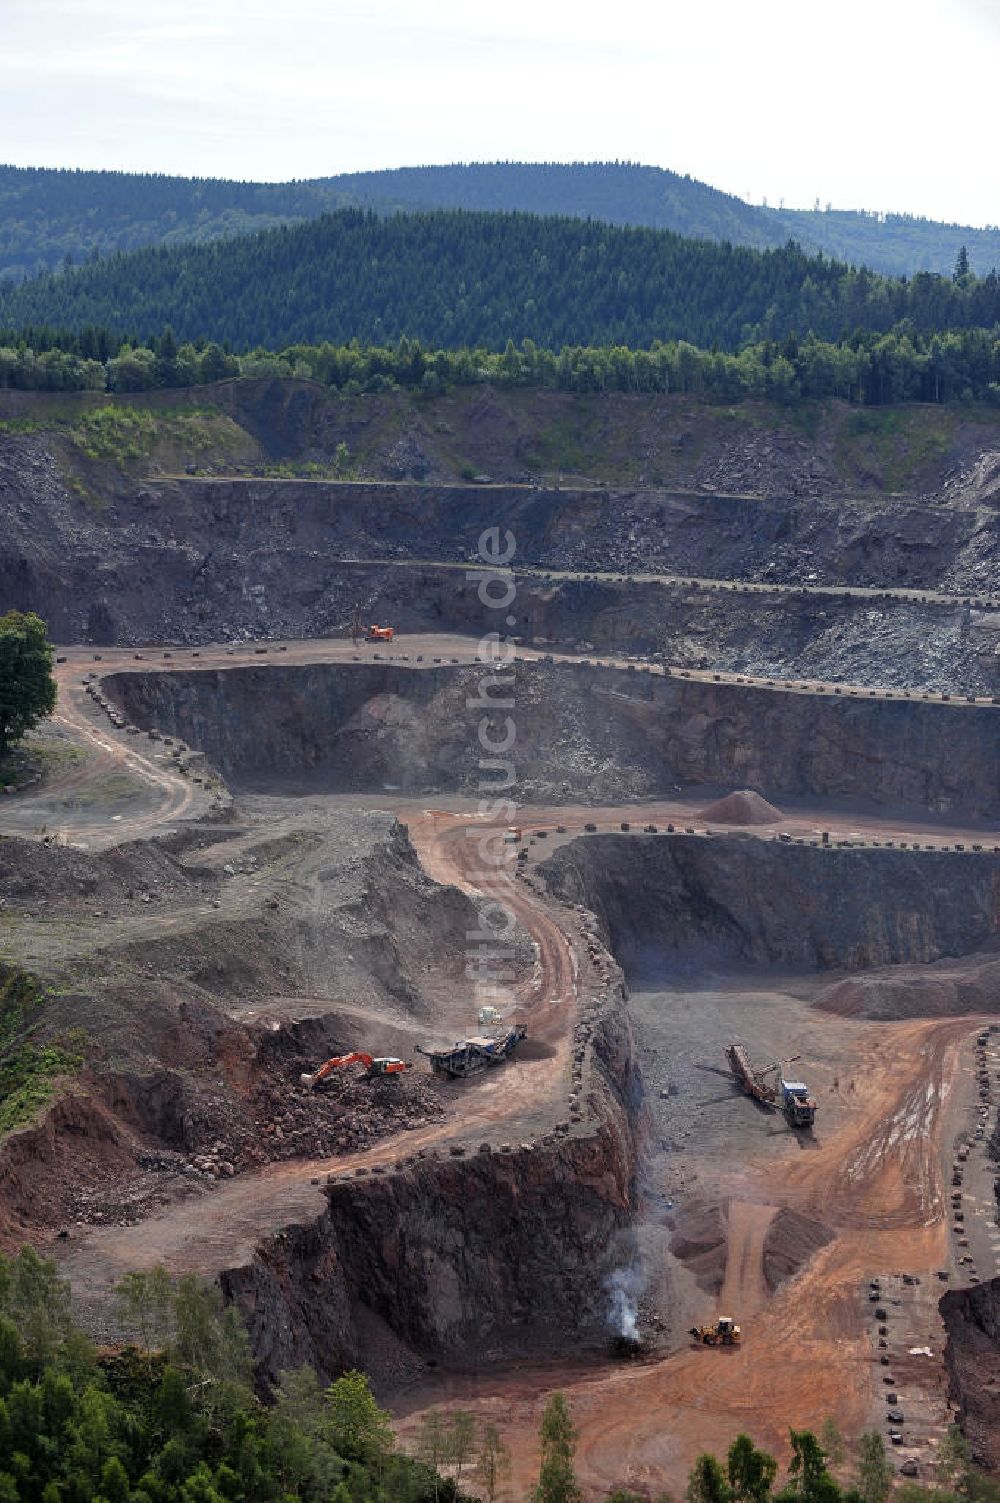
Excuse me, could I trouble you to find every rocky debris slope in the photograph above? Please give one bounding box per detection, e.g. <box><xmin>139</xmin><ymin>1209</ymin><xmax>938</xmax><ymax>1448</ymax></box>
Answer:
<box><xmin>8</xmin><ymin>411</ymin><xmax>1000</xmax><ymax>649</ymax></box>
<box><xmin>942</xmin><ymin>1278</ymin><xmax>1000</xmax><ymax>1469</ymax></box>
<box><xmin>222</xmin><ymin>965</ymin><xmax>640</xmax><ymax>1389</ymax></box>
<box><xmin>816</xmin><ymin>948</ymin><xmax>1000</xmax><ymax>1020</ymax></box>
<box><xmin>107</xmin><ymin>658</ymin><xmax>1000</xmax><ymax>818</ymax></box>
<box><xmin>538</xmin><ymin>834</ymin><xmax>1000</xmax><ymax>980</ymax></box>
<box><xmin>667</xmin><ymin>1200</ymin><xmax>728</xmax><ymax>1293</ymax></box>
<box><xmin>762</xmin><ymin>1209</ymin><xmax>833</xmax><ymax>1291</ymax></box>
<box><xmin>0</xmin><ymin>811</ymin><xmax>518</xmax><ymax>1239</ymax></box>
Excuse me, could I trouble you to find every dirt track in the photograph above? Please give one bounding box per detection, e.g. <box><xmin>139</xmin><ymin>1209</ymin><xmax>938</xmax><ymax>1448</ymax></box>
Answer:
<box><xmin>395</xmin><ymin>1016</ymin><xmax>969</xmax><ymax>1496</ymax></box>
<box><xmin>5</xmin><ymin>633</ymin><xmax>998</xmax><ymax>1495</ymax></box>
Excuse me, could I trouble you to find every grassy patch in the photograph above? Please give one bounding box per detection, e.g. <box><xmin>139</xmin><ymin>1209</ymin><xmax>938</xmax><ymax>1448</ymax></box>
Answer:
<box><xmin>833</xmin><ymin>406</ymin><xmax>956</xmax><ymax>490</ymax></box>
<box><xmin>0</xmin><ymin>965</ymin><xmax>84</xmax><ymax>1134</ymax></box>
<box><xmin>0</xmin><ymin>1034</ymin><xmax>85</xmax><ymax>1135</ymax></box>
<box><xmin>0</xmin><ymin>734</ymin><xmax>90</xmax><ymax>789</ymax></box>
<box><xmin>0</xmin><ymin>416</ymin><xmax>51</xmax><ymax>437</ymax></box>
<box><xmin>67</xmin><ymin>403</ymin><xmax>247</xmax><ymax>469</ymax></box>
<box><xmin>71</xmin><ymin>405</ymin><xmax>159</xmax><ymax>462</ymax></box>
<box><xmin>0</xmin><ymin>964</ymin><xmax>45</xmax><ymax>1051</ymax></box>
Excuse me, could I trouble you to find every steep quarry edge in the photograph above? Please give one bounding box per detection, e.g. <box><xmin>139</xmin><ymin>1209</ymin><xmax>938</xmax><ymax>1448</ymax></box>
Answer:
<box><xmin>104</xmin><ymin>658</ymin><xmax>1000</xmax><ymax>816</ymax></box>
<box><xmin>220</xmin><ymin>961</ymin><xmax>640</xmax><ymax>1391</ymax></box>
<box><xmin>536</xmin><ymin>833</ymin><xmax>1000</xmax><ymax>985</ymax></box>
<box><xmin>942</xmin><ymin>1278</ymin><xmax>1000</xmax><ymax>1469</ymax></box>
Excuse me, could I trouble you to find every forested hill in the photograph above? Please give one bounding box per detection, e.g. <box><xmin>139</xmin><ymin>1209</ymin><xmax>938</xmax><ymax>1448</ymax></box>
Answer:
<box><xmin>2</xmin><ymin>160</ymin><xmax>999</xmax><ymax>285</ymax></box>
<box><xmin>313</xmin><ymin>164</ymin><xmax>1000</xmax><ymax>278</ymax></box>
<box><xmin>2</xmin><ymin>207</ymin><xmax>998</xmax><ymax>353</ymax></box>
<box><xmin>0</xmin><ymin>165</ymin><xmax>365</xmax><ymax>283</ymax></box>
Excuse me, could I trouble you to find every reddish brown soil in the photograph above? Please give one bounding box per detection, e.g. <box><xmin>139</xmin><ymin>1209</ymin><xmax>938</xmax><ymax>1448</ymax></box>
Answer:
<box><xmin>3</xmin><ymin>634</ymin><xmax>998</xmax><ymax>1497</ymax></box>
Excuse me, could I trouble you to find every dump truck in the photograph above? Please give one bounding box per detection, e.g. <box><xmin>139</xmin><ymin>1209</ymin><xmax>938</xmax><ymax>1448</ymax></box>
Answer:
<box><xmin>367</xmin><ymin>624</ymin><xmax>394</xmax><ymax>642</ymax></box>
<box><xmin>690</xmin><ymin>1315</ymin><xmax>741</xmax><ymax>1347</ymax></box>
<box><xmin>726</xmin><ymin>1043</ymin><xmax>778</xmax><ymax>1107</ymax></box>
<box><xmin>300</xmin><ymin>1051</ymin><xmax>409</xmax><ymax>1088</ymax></box>
<box><xmin>419</xmin><ymin>1023</ymin><xmax>528</xmax><ymax>1078</ymax></box>
<box><xmin>781</xmin><ymin>1079</ymin><xmax>817</xmax><ymax>1128</ymax></box>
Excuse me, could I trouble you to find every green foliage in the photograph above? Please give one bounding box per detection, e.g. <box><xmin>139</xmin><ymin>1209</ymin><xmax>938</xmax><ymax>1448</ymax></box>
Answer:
<box><xmin>0</xmin><ymin>1259</ymin><xmax>450</xmax><ymax>1503</ymax></box>
<box><xmin>71</xmin><ymin>404</ymin><xmax>159</xmax><ymax>460</ymax></box>
<box><xmin>477</xmin><ymin>1421</ymin><xmax>511</xmax><ymax>1503</ymax></box>
<box><xmin>0</xmin><ymin>964</ymin><xmax>84</xmax><ymax>1137</ymax></box>
<box><xmin>6</xmin><ymin>207</ymin><xmax>1000</xmax><ymax>357</ymax></box>
<box><xmin>2</xmin><ymin>161</ymin><xmax>999</xmax><ymax>285</ymax></box>
<box><xmin>818</xmin><ymin>1419</ymin><xmax>845</xmax><ymax>1470</ymax></box>
<box><xmin>784</xmin><ymin>1429</ymin><xmax>839</xmax><ymax>1503</ymax></box>
<box><xmin>728</xmin><ymin>1434</ymin><xmax>778</xmax><ymax>1503</ymax></box>
<box><xmin>937</xmin><ymin>1427</ymin><xmax>972</xmax><ymax>1493</ymax></box>
<box><xmin>688</xmin><ymin>1454</ymin><xmax>733</xmax><ymax>1503</ymax></box>
<box><xmin>855</xmin><ymin>1432</ymin><xmax>892</xmax><ymax>1503</ymax></box>
<box><xmin>323</xmin><ymin>1368</ymin><xmax>393</xmax><ymax>1466</ymax></box>
<box><xmin>0</xmin><ymin>614</ymin><xmax>56</xmax><ymax>755</ymax></box>
<box><xmin>3</xmin><ymin>325</ymin><xmax>1000</xmax><ymax>410</ymax></box>
<box><xmin>115</xmin><ymin>1268</ymin><xmax>174</xmax><ymax>1356</ymax></box>
<box><xmin>0</xmin><ymin>1037</ymin><xmax>85</xmax><ymax>1135</ymax></box>
<box><xmin>534</xmin><ymin>1393</ymin><xmax>582</xmax><ymax>1503</ymax></box>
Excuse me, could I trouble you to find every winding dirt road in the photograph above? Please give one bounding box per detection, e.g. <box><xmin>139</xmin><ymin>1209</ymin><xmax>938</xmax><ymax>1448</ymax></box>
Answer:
<box><xmin>5</xmin><ymin>633</ymin><xmax>995</xmax><ymax>1496</ymax></box>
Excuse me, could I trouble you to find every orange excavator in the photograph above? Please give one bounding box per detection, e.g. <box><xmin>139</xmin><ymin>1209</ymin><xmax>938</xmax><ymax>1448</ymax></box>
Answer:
<box><xmin>300</xmin><ymin>1051</ymin><xmax>409</xmax><ymax>1088</ymax></box>
<box><xmin>367</xmin><ymin>625</ymin><xmax>394</xmax><ymax>642</ymax></box>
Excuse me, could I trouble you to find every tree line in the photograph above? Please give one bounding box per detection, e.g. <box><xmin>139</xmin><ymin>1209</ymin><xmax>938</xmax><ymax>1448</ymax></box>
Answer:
<box><xmin>1</xmin><ymin>1244</ymin><xmax>993</xmax><ymax>1503</ymax></box>
<box><xmin>3</xmin><ymin>209</ymin><xmax>1000</xmax><ymax>357</ymax></box>
<box><xmin>3</xmin><ymin>324</ymin><xmax>1000</xmax><ymax>407</ymax></box>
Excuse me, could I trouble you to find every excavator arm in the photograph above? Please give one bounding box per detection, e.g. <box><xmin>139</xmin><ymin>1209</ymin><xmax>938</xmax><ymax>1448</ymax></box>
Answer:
<box><xmin>300</xmin><ymin>1051</ymin><xmax>373</xmax><ymax>1089</ymax></box>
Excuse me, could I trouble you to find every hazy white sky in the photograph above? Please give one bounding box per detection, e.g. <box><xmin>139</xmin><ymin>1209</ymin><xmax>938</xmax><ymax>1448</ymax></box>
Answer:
<box><xmin>3</xmin><ymin>0</ymin><xmax>999</xmax><ymax>226</ymax></box>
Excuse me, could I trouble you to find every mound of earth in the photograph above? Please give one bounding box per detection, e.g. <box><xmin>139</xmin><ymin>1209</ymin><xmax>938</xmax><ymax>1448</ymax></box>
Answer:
<box><xmin>762</xmin><ymin>1208</ymin><xmax>833</xmax><ymax>1292</ymax></box>
<box><xmin>697</xmin><ymin>789</ymin><xmax>783</xmax><ymax>826</ymax></box>
<box><xmin>816</xmin><ymin>954</ymin><xmax>1000</xmax><ymax>1020</ymax></box>
<box><xmin>667</xmin><ymin>1199</ymin><xmax>727</xmax><ymax>1293</ymax></box>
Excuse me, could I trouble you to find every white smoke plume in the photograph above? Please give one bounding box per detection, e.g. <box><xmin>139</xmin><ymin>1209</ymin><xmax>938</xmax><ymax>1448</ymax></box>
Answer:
<box><xmin>605</xmin><ymin>1265</ymin><xmax>643</xmax><ymax>1342</ymax></box>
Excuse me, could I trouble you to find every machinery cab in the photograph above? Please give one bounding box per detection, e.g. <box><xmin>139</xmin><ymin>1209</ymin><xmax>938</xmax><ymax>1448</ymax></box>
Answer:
<box><xmin>782</xmin><ymin>1080</ymin><xmax>817</xmax><ymax>1128</ymax></box>
<box><xmin>367</xmin><ymin>1055</ymin><xmax>406</xmax><ymax>1077</ymax></box>
<box><xmin>690</xmin><ymin>1314</ymin><xmax>741</xmax><ymax>1346</ymax></box>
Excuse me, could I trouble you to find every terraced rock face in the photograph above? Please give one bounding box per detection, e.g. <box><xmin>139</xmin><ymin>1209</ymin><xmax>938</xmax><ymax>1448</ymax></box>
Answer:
<box><xmin>538</xmin><ymin>833</ymin><xmax>1000</xmax><ymax>981</ymax></box>
<box><xmin>5</xmin><ymin>411</ymin><xmax>1000</xmax><ymax>654</ymax></box>
<box><xmin>106</xmin><ymin>658</ymin><xmax>1000</xmax><ymax>816</ymax></box>
<box><xmin>222</xmin><ymin>980</ymin><xmax>639</xmax><ymax>1388</ymax></box>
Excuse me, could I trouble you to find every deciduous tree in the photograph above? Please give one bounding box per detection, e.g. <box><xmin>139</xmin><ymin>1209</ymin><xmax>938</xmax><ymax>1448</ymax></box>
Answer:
<box><xmin>0</xmin><ymin>613</ymin><xmax>56</xmax><ymax>756</ymax></box>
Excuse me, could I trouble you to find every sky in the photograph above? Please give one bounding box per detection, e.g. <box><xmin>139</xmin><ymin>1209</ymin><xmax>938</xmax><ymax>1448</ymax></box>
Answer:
<box><xmin>3</xmin><ymin>0</ymin><xmax>999</xmax><ymax>226</ymax></box>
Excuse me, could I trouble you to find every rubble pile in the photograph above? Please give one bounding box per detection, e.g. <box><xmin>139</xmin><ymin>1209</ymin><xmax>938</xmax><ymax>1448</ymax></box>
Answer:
<box><xmin>246</xmin><ymin>1067</ymin><xmax>445</xmax><ymax>1165</ymax></box>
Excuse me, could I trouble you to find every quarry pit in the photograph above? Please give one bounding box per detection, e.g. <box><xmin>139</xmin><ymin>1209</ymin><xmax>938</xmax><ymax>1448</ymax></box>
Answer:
<box><xmin>3</xmin><ymin>401</ymin><xmax>1000</xmax><ymax>1493</ymax></box>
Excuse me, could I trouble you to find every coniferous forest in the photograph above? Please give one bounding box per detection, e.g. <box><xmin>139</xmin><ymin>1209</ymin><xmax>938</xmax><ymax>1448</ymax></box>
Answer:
<box><xmin>1</xmin><ymin>208</ymin><xmax>999</xmax><ymax>358</ymax></box>
<box><xmin>2</xmin><ymin>160</ymin><xmax>999</xmax><ymax>283</ymax></box>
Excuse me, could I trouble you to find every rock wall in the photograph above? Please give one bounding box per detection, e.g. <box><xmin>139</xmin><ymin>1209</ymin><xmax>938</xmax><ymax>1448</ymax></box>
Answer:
<box><xmin>539</xmin><ymin>834</ymin><xmax>1000</xmax><ymax>979</ymax></box>
<box><xmin>4</xmin><ymin>416</ymin><xmax>1000</xmax><ymax>648</ymax></box>
<box><xmin>221</xmin><ymin>976</ymin><xmax>640</xmax><ymax>1389</ymax></box>
<box><xmin>106</xmin><ymin>658</ymin><xmax>1000</xmax><ymax>816</ymax></box>
<box><xmin>942</xmin><ymin>1279</ymin><xmax>1000</xmax><ymax>1469</ymax></box>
